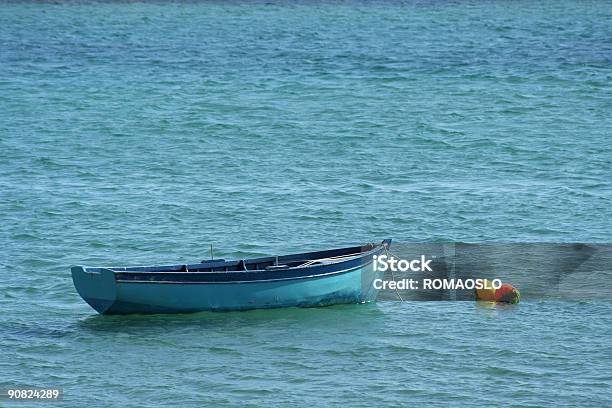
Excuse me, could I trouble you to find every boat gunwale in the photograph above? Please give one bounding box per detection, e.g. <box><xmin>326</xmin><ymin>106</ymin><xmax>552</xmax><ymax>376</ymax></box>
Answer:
<box><xmin>115</xmin><ymin>262</ymin><xmax>370</xmax><ymax>285</ymax></box>
<box><xmin>81</xmin><ymin>240</ymin><xmax>391</xmax><ymax>276</ymax></box>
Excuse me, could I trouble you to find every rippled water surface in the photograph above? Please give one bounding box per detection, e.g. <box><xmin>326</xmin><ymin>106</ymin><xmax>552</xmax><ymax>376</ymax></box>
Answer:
<box><xmin>1</xmin><ymin>1</ymin><xmax>611</xmax><ymax>406</ymax></box>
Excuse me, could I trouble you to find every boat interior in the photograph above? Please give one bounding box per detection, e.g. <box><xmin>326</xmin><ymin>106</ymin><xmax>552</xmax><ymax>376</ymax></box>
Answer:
<box><xmin>98</xmin><ymin>242</ymin><xmax>387</xmax><ymax>273</ymax></box>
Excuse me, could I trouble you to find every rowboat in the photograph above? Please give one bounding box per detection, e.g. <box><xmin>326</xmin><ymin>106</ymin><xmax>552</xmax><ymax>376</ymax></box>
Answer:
<box><xmin>71</xmin><ymin>239</ymin><xmax>391</xmax><ymax>314</ymax></box>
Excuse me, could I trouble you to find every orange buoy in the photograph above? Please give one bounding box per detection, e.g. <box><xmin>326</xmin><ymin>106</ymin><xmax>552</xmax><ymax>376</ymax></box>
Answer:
<box><xmin>475</xmin><ymin>280</ymin><xmax>520</xmax><ymax>304</ymax></box>
<box><xmin>495</xmin><ymin>283</ymin><xmax>521</xmax><ymax>304</ymax></box>
<box><xmin>475</xmin><ymin>279</ymin><xmax>497</xmax><ymax>301</ymax></box>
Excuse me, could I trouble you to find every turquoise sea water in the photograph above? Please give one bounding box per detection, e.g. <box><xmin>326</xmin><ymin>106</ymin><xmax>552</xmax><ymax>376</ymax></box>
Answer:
<box><xmin>1</xmin><ymin>1</ymin><xmax>612</xmax><ymax>406</ymax></box>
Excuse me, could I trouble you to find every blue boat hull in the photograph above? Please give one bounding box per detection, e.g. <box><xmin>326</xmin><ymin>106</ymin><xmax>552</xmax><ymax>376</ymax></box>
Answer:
<box><xmin>72</xmin><ymin>263</ymin><xmax>380</xmax><ymax>314</ymax></box>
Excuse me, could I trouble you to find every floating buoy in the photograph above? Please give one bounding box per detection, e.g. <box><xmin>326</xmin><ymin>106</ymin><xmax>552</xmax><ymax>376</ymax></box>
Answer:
<box><xmin>475</xmin><ymin>279</ymin><xmax>497</xmax><ymax>301</ymax></box>
<box><xmin>495</xmin><ymin>283</ymin><xmax>520</xmax><ymax>304</ymax></box>
<box><xmin>475</xmin><ymin>280</ymin><xmax>520</xmax><ymax>304</ymax></box>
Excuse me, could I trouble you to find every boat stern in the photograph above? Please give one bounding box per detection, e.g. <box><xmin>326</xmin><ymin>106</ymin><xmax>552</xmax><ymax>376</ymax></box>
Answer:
<box><xmin>71</xmin><ymin>266</ymin><xmax>118</xmax><ymax>314</ymax></box>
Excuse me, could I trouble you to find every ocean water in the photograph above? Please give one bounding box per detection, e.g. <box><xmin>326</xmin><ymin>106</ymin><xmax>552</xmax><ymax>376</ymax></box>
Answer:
<box><xmin>1</xmin><ymin>0</ymin><xmax>612</xmax><ymax>406</ymax></box>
